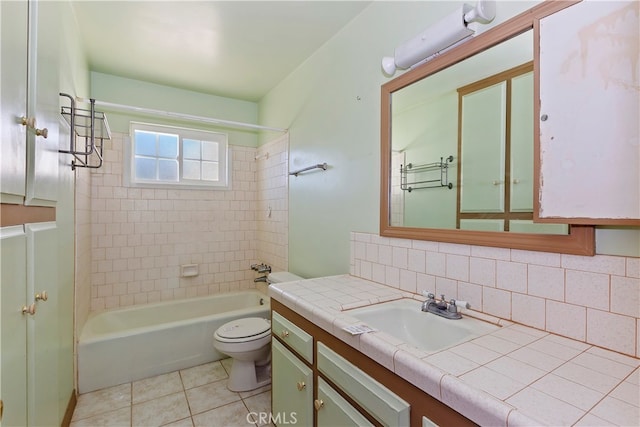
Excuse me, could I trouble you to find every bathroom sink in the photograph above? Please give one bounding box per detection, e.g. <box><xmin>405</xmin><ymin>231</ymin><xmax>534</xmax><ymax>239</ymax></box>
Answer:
<box><xmin>346</xmin><ymin>299</ymin><xmax>499</xmax><ymax>352</ymax></box>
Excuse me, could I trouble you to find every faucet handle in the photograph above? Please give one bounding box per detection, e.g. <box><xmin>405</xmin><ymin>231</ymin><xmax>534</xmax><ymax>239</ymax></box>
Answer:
<box><xmin>422</xmin><ymin>291</ymin><xmax>435</xmax><ymax>299</ymax></box>
<box><xmin>452</xmin><ymin>300</ymin><xmax>470</xmax><ymax>309</ymax></box>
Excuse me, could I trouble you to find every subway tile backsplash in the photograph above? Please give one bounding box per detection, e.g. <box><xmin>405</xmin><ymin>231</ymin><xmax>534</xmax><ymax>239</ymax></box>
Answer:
<box><xmin>350</xmin><ymin>232</ymin><xmax>640</xmax><ymax>358</ymax></box>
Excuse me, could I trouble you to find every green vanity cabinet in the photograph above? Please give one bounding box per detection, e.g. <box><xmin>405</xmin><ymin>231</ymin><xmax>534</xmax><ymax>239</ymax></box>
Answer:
<box><xmin>316</xmin><ymin>378</ymin><xmax>374</xmax><ymax>427</ymax></box>
<box><xmin>271</xmin><ymin>339</ymin><xmax>313</xmax><ymax>427</ymax></box>
<box><xmin>271</xmin><ymin>302</ymin><xmax>475</xmax><ymax>427</ymax></box>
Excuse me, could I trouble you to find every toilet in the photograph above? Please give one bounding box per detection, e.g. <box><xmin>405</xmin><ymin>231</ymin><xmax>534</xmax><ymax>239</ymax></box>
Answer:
<box><xmin>213</xmin><ymin>271</ymin><xmax>302</xmax><ymax>392</ymax></box>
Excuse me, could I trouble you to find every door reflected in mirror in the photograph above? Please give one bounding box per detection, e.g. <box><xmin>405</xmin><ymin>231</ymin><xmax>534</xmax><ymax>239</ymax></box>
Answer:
<box><xmin>380</xmin><ymin>5</ymin><xmax>594</xmax><ymax>255</ymax></box>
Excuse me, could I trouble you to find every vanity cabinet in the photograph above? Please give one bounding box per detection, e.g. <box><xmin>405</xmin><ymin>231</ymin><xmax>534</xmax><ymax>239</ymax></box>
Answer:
<box><xmin>537</xmin><ymin>0</ymin><xmax>640</xmax><ymax>224</ymax></box>
<box><xmin>271</xmin><ymin>339</ymin><xmax>313</xmax><ymax>426</ymax></box>
<box><xmin>271</xmin><ymin>302</ymin><xmax>475</xmax><ymax>427</ymax></box>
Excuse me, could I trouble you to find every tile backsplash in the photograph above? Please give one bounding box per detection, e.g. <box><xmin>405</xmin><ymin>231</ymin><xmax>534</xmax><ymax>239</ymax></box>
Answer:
<box><xmin>350</xmin><ymin>232</ymin><xmax>640</xmax><ymax>358</ymax></box>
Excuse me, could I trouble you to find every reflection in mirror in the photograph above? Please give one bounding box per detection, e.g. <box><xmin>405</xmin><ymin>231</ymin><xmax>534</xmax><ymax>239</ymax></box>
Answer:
<box><xmin>391</xmin><ymin>30</ymin><xmax>565</xmax><ymax>234</ymax></box>
<box><xmin>381</xmin><ymin>4</ymin><xmax>594</xmax><ymax>255</ymax></box>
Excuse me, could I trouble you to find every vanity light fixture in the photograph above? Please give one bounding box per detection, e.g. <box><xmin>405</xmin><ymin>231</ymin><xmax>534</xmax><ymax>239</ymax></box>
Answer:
<box><xmin>381</xmin><ymin>0</ymin><xmax>496</xmax><ymax>76</ymax></box>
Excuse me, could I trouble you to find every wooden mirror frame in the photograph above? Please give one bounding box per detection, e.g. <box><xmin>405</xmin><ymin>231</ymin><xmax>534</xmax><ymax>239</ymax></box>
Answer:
<box><xmin>380</xmin><ymin>0</ymin><xmax>594</xmax><ymax>255</ymax></box>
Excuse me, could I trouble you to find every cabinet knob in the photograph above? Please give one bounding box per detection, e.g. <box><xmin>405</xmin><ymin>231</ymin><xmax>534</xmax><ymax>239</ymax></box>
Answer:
<box><xmin>22</xmin><ymin>303</ymin><xmax>36</xmax><ymax>316</ymax></box>
<box><xmin>513</xmin><ymin>178</ymin><xmax>521</xmax><ymax>184</ymax></box>
<box><xmin>35</xmin><ymin>291</ymin><xmax>48</xmax><ymax>302</ymax></box>
<box><xmin>280</xmin><ymin>330</ymin><xmax>289</xmax><ymax>338</ymax></box>
<box><xmin>492</xmin><ymin>180</ymin><xmax>502</xmax><ymax>186</ymax></box>
<box><xmin>21</xmin><ymin>116</ymin><xmax>36</xmax><ymax>128</ymax></box>
<box><xmin>296</xmin><ymin>381</ymin><xmax>306</xmax><ymax>391</ymax></box>
<box><xmin>314</xmin><ymin>399</ymin><xmax>324</xmax><ymax>411</ymax></box>
<box><xmin>35</xmin><ymin>127</ymin><xmax>48</xmax><ymax>139</ymax></box>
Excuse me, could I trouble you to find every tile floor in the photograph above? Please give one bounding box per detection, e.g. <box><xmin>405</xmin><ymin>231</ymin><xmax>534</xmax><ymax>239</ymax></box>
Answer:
<box><xmin>70</xmin><ymin>359</ymin><xmax>272</xmax><ymax>427</ymax></box>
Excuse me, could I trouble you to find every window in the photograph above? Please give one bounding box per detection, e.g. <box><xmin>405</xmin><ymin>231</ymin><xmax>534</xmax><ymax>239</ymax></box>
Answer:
<box><xmin>127</xmin><ymin>122</ymin><xmax>229</xmax><ymax>189</ymax></box>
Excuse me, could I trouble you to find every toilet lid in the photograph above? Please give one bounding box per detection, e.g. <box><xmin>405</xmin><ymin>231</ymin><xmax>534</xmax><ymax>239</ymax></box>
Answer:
<box><xmin>217</xmin><ymin>317</ymin><xmax>270</xmax><ymax>339</ymax></box>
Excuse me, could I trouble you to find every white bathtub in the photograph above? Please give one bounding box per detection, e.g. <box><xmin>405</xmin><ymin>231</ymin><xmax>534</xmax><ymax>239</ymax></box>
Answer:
<box><xmin>78</xmin><ymin>291</ymin><xmax>270</xmax><ymax>393</ymax></box>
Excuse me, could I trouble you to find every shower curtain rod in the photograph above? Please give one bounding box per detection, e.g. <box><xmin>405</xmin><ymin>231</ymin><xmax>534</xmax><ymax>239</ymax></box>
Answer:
<box><xmin>76</xmin><ymin>97</ymin><xmax>288</xmax><ymax>133</ymax></box>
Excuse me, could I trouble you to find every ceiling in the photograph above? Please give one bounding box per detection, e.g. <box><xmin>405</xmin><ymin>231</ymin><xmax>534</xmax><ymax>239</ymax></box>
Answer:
<box><xmin>71</xmin><ymin>1</ymin><xmax>371</xmax><ymax>102</ymax></box>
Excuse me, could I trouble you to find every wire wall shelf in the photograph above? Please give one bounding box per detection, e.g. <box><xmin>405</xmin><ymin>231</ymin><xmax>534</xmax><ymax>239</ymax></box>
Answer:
<box><xmin>59</xmin><ymin>93</ymin><xmax>111</xmax><ymax>170</ymax></box>
<box><xmin>400</xmin><ymin>155</ymin><xmax>454</xmax><ymax>192</ymax></box>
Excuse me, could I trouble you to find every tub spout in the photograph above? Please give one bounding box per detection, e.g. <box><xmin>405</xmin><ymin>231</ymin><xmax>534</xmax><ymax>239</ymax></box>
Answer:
<box><xmin>254</xmin><ymin>275</ymin><xmax>268</xmax><ymax>282</ymax></box>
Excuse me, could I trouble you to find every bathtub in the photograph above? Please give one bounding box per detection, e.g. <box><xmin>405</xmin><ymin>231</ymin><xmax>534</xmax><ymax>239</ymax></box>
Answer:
<box><xmin>78</xmin><ymin>290</ymin><xmax>270</xmax><ymax>393</ymax></box>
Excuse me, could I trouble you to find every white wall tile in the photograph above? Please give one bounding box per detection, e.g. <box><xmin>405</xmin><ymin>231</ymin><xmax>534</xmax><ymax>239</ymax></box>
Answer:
<box><xmin>546</xmin><ymin>300</ymin><xmax>586</xmax><ymax>342</ymax></box>
<box><xmin>565</xmin><ymin>270</ymin><xmax>609</xmax><ymax>311</ymax></box>
<box><xmin>483</xmin><ymin>287</ymin><xmax>511</xmax><ymax>319</ymax></box>
<box><xmin>446</xmin><ymin>254</ymin><xmax>469</xmax><ymax>282</ymax></box>
<box><xmin>469</xmin><ymin>257</ymin><xmax>496</xmax><ymax>287</ymax></box>
<box><xmin>611</xmin><ymin>275</ymin><xmax>640</xmax><ymax>317</ymax></box>
<box><xmin>528</xmin><ymin>265</ymin><xmax>564</xmax><ymax>301</ymax></box>
<box><xmin>587</xmin><ymin>309</ymin><xmax>637</xmax><ymax>356</ymax></box>
<box><xmin>496</xmin><ymin>261</ymin><xmax>527</xmax><ymax>293</ymax></box>
<box><xmin>512</xmin><ymin>294</ymin><xmax>546</xmax><ymax>330</ymax></box>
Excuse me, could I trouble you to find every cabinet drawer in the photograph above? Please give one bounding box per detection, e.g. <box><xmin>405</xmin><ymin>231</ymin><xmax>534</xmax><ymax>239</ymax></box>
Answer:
<box><xmin>272</xmin><ymin>310</ymin><xmax>313</xmax><ymax>363</ymax></box>
<box><xmin>317</xmin><ymin>377</ymin><xmax>374</xmax><ymax>427</ymax></box>
<box><xmin>317</xmin><ymin>342</ymin><xmax>410</xmax><ymax>427</ymax></box>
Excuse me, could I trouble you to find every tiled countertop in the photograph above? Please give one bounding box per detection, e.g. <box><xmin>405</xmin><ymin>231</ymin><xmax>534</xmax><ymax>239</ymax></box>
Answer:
<box><xmin>268</xmin><ymin>275</ymin><xmax>640</xmax><ymax>427</ymax></box>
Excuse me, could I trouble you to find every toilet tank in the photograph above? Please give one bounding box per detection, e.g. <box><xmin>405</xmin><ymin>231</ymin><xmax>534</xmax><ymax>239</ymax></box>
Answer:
<box><xmin>267</xmin><ymin>272</ymin><xmax>303</xmax><ymax>284</ymax></box>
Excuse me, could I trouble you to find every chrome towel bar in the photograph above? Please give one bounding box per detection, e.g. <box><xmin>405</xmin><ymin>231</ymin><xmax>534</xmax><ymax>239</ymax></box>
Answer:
<box><xmin>289</xmin><ymin>163</ymin><xmax>328</xmax><ymax>177</ymax></box>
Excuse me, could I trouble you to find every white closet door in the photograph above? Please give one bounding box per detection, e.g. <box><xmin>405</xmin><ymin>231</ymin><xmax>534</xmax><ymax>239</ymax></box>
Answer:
<box><xmin>538</xmin><ymin>0</ymin><xmax>640</xmax><ymax>222</ymax></box>
<box><xmin>0</xmin><ymin>226</ymin><xmax>28</xmax><ymax>427</ymax></box>
<box><xmin>0</xmin><ymin>0</ymin><xmax>28</xmax><ymax>203</ymax></box>
<box><xmin>25</xmin><ymin>222</ymin><xmax>59</xmax><ymax>426</ymax></box>
<box><xmin>460</xmin><ymin>81</ymin><xmax>507</xmax><ymax>213</ymax></box>
<box><xmin>25</xmin><ymin>1</ymin><xmax>60</xmax><ymax>207</ymax></box>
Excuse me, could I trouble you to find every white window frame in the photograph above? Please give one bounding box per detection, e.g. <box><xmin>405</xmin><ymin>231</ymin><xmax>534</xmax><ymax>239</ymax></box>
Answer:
<box><xmin>125</xmin><ymin>122</ymin><xmax>231</xmax><ymax>190</ymax></box>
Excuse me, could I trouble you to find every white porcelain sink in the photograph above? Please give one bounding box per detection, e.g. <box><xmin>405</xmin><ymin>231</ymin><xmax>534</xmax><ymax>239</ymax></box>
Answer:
<box><xmin>346</xmin><ymin>299</ymin><xmax>499</xmax><ymax>352</ymax></box>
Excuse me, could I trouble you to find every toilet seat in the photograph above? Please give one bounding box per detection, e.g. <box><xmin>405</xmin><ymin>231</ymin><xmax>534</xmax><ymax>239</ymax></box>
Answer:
<box><xmin>215</xmin><ymin>317</ymin><xmax>271</xmax><ymax>343</ymax></box>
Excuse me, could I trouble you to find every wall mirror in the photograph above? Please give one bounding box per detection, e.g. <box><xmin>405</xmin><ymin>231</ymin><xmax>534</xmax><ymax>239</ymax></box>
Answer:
<box><xmin>380</xmin><ymin>1</ymin><xmax>594</xmax><ymax>255</ymax></box>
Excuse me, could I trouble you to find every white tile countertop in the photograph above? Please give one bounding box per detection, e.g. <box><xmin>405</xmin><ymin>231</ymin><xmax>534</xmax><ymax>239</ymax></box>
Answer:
<box><xmin>267</xmin><ymin>275</ymin><xmax>640</xmax><ymax>427</ymax></box>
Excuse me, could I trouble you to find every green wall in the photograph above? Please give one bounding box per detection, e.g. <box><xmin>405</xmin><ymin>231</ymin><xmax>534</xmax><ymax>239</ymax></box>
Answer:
<box><xmin>258</xmin><ymin>1</ymin><xmax>543</xmax><ymax>278</ymax></box>
<box><xmin>90</xmin><ymin>72</ymin><xmax>260</xmax><ymax>148</ymax></box>
<box><xmin>259</xmin><ymin>0</ymin><xmax>639</xmax><ymax>277</ymax></box>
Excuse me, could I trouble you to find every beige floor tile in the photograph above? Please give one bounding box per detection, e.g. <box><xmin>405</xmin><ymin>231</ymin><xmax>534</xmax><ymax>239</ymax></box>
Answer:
<box><xmin>133</xmin><ymin>371</ymin><xmax>184</xmax><ymax>404</ymax></box>
<box><xmin>186</xmin><ymin>379</ymin><xmax>242</xmax><ymax>415</ymax></box>
<box><xmin>180</xmin><ymin>361</ymin><xmax>228</xmax><ymax>389</ymax></box>
<box><xmin>239</xmin><ymin>384</ymin><xmax>271</xmax><ymax>400</ymax></box>
<box><xmin>192</xmin><ymin>401</ymin><xmax>253</xmax><ymax>427</ymax></box>
<box><xmin>69</xmin><ymin>407</ymin><xmax>130</xmax><ymax>427</ymax></box>
<box><xmin>244</xmin><ymin>391</ymin><xmax>272</xmax><ymax>426</ymax></box>
<box><xmin>132</xmin><ymin>392</ymin><xmax>190</xmax><ymax>427</ymax></box>
<box><xmin>72</xmin><ymin>383</ymin><xmax>131</xmax><ymax>421</ymax></box>
<box><xmin>163</xmin><ymin>417</ymin><xmax>194</xmax><ymax>427</ymax></box>
<box><xmin>220</xmin><ymin>357</ymin><xmax>234</xmax><ymax>374</ymax></box>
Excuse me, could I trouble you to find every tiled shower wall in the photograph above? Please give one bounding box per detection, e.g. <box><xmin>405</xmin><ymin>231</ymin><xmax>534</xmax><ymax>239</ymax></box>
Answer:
<box><xmin>77</xmin><ymin>131</ymin><xmax>290</xmax><ymax>312</ymax></box>
<box><xmin>350</xmin><ymin>232</ymin><xmax>640</xmax><ymax>358</ymax></box>
<box><xmin>75</xmin><ymin>167</ymin><xmax>92</xmax><ymax>329</ymax></box>
<box><xmin>255</xmin><ymin>134</ymin><xmax>289</xmax><ymax>274</ymax></box>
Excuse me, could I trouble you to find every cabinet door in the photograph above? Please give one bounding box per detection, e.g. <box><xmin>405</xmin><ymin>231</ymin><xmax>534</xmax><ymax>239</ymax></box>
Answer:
<box><xmin>0</xmin><ymin>226</ymin><xmax>28</xmax><ymax>427</ymax></box>
<box><xmin>538</xmin><ymin>0</ymin><xmax>640</xmax><ymax>223</ymax></box>
<box><xmin>25</xmin><ymin>222</ymin><xmax>59</xmax><ymax>426</ymax></box>
<box><xmin>510</xmin><ymin>71</ymin><xmax>533</xmax><ymax>212</ymax></box>
<box><xmin>271</xmin><ymin>339</ymin><xmax>312</xmax><ymax>427</ymax></box>
<box><xmin>460</xmin><ymin>81</ymin><xmax>506</xmax><ymax>212</ymax></box>
<box><xmin>25</xmin><ymin>0</ymin><xmax>60</xmax><ymax>207</ymax></box>
<box><xmin>316</xmin><ymin>378</ymin><xmax>373</xmax><ymax>427</ymax></box>
<box><xmin>0</xmin><ymin>0</ymin><xmax>28</xmax><ymax>203</ymax></box>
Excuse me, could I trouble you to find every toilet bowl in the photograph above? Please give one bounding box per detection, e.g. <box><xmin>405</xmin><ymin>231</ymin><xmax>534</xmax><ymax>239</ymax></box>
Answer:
<box><xmin>213</xmin><ymin>271</ymin><xmax>303</xmax><ymax>392</ymax></box>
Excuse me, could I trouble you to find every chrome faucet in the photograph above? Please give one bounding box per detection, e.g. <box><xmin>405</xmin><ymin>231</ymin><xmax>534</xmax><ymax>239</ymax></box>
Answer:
<box><xmin>250</xmin><ymin>263</ymin><xmax>271</xmax><ymax>274</ymax></box>
<box><xmin>254</xmin><ymin>275</ymin><xmax>268</xmax><ymax>283</ymax></box>
<box><xmin>421</xmin><ymin>291</ymin><xmax>470</xmax><ymax>320</ymax></box>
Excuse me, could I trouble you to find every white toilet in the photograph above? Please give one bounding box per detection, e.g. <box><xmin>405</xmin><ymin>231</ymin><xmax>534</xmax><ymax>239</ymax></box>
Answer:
<box><xmin>213</xmin><ymin>271</ymin><xmax>302</xmax><ymax>392</ymax></box>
